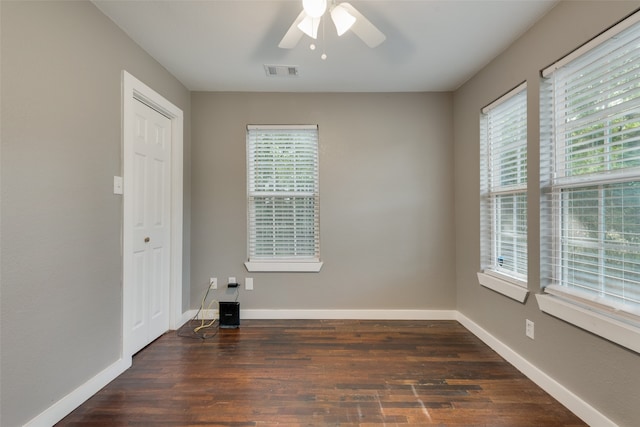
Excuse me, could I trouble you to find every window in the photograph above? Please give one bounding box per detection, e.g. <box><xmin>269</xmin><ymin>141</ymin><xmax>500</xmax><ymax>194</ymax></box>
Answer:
<box><xmin>478</xmin><ymin>83</ymin><xmax>529</xmax><ymax>302</ymax></box>
<box><xmin>245</xmin><ymin>125</ymin><xmax>322</xmax><ymax>272</ymax></box>
<box><xmin>539</xmin><ymin>12</ymin><xmax>640</xmax><ymax>352</ymax></box>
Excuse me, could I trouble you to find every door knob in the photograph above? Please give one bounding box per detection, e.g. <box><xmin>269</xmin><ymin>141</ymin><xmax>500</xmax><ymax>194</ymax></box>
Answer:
<box><xmin>144</xmin><ymin>237</ymin><xmax>150</xmax><ymax>243</ymax></box>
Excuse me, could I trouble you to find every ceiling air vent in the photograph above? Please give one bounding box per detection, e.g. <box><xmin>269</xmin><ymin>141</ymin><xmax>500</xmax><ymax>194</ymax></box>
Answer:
<box><xmin>264</xmin><ymin>64</ymin><xmax>299</xmax><ymax>78</ymax></box>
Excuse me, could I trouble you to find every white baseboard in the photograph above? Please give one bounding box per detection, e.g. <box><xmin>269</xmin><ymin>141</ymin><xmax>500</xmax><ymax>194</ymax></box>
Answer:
<box><xmin>184</xmin><ymin>308</ymin><xmax>457</xmax><ymax>321</ymax></box>
<box><xmin>24</xmin><ymin>356</ymin><xmax>131</xmax><ymax>427</ymax></box>
<box><xmin>242</xmin><ymin>309</ymin><xmax>457</xmax><ymax>320</ymax></box>
<box><xmin>183</xmin><ymin>308</ymin><xmax>217</xmax><ymax>321</ymax></box>
<box><xmin>181</xmin><ymin>309</ymin><xmax>202</xmax><ymax>324</ymax></box>
<box><xmin>456</xmin><ymin>312</ymin><xmax>617</xmax><ymax>427</ymax></box>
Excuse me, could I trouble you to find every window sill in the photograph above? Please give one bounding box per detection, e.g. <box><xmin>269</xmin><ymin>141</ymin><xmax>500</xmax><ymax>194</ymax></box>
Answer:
<box><xmin>244</xmin><ymin>261</ymin><xmax>323</xmax><ymax>272</ymax></box>
<box><xmin>477</xmin><ymin>271</ymin><xmax>529</xmax><ymax>303</ymax></box>
<box><xmin>536</xmin><ymin>293</ymin><xmax>640</xmax><ymax>354</ymax></box>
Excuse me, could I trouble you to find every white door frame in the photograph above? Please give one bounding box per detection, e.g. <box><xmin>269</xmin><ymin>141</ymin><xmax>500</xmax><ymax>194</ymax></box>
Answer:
<box><xmin>122</xmin><ymin>70</ymin><xmax>183</xmax><ymax>359</ymax></box>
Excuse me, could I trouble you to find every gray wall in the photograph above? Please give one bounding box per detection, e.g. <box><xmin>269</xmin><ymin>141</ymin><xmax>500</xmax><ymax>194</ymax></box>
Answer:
<box><xmin>0</xmin><ymin>1</ymin><xmax>191</xmax><ymax>426</ymax></box>
<box><xmin>4</xmin><ymin>0</ymin><xmax>640</xmax><ymax>426</ymax></box>
<box><xmin>453</xmin><ymin>2</ymin><xmax>640</xmax><ymax>426</ymax></box>
<box><xmin>190</xmin><ymin>92</ymin><xmax>456</xmax><ymax>311</ymax></box>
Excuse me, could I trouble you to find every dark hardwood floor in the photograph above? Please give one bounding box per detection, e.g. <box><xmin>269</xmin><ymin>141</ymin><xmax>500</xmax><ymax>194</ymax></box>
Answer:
<box><xmin>57</xmin><ymin>320</ymin><xmax>586</xmax><ymax>426</ymax></box>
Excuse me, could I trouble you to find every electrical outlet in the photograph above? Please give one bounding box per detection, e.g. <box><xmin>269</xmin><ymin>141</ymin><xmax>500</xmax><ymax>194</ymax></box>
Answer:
<box><xmin>245</xmin><ymin>277</ymin><xmax>253</xmax><ymax>290</ymax></box>
<box><xmin>526</xmin><ymin>319</ymin><xmax>535</xmax><ymax>339</ymax></box>
<box><xmin>229</xmin><ymin>277</ymin><xmax>236</xmax><ymax>285</ymax></box>
<box><xmin>209</xmin><ymin>277</ymin><xmax>217</xmax><ymax>290</ymax></box>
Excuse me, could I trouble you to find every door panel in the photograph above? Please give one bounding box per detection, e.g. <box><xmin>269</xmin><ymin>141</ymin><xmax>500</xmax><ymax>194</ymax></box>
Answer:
<box><xmin>150</xmin><ymin>246</ymin><xmax>164</xmax><ymax>320</ymax></box>
<box><xmin>128</xmin><ymin>99</ymin><xmax>171</xmax><ymax>355</ymax></box>
<box><xmin>152</xmin><ymin>159</ymin><xmax>164</xmax><ymax>226</ymax></box>
<box><xmin>132</xmin><ymin>252</ymin><xmax>146</xmax><ymax>331</ymax></box>
<box><xmin>133</xmin><ymin>153</ymin><xmax>146</xmax><ymax>228</ymax></box>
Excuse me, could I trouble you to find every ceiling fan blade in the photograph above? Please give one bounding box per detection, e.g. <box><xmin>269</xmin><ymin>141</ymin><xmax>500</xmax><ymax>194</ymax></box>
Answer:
<box><xmin>279</xmin><ymin>10</ymin><xmax>307</xmax><ymax>49</ymax></box>
<box><xmin>298</xmin><ymin>15</ymin><xmax>322</xmax><ymax>39</ymax></box>
<box><xmin>339</xmin><ymin>2</ymin><xmax>386</xmax><ymax>48</ymax></box>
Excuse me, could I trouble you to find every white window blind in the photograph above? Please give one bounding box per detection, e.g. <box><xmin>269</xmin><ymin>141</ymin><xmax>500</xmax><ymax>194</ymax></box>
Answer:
<box><xmin>480</xmin><ymin>83</ymin><xmax>528</xmax><ymax>284</ymax></box>
<box><xmin>540</xmin><ymin>16</ymin><xmax>640</xmax><ymax>318</ymax></box>
<box><xmin>246</xmin><ymin>125</ymin><xmax>320</xmax><ymax>263</ymax></box>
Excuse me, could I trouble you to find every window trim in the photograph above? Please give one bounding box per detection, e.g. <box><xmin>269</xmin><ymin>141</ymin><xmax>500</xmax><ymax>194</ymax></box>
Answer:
<box><xmin>245</xmin><ymin>124</ymin><xmax>322</xmax><ymax>273</ymax></box>
<box><xmin>479</xmin><ymin>81</ymin><xmax>529</xmax><ymax>300</ymax></box>
<box><xmin>539</xmin><ymin>10</ymin><xmax>640</xmax><ymax>351</ymax></box>
<box><xmin>541</xmin><ymin>10</ymin><xmax>640</xmax><ymax>78</ymax></box>
<box><xmin>244</xmin><ymin>261</ymin><xmax>323</xmax><ymax>273</ymax></box>
<box><xmin>480</xmin><ymin>81</ymin><xmax>528</xmax><ymax>114</ymax></box>
<box><xmin>536</xmin><ymin>293</ymin><xmax>640</xmax><ymax>354</ymax></box>
<box><xmin>477</xmin><ymin>271</ymin><xmax>529</xmax><ymax>303</ymax></box>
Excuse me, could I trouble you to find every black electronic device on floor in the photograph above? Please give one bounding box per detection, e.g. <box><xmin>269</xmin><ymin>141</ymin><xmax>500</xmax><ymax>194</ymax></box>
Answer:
<box><xmin>219</xmin><ymin>301</ymin><xmax>240</xmax><ymax>328</ymax></box>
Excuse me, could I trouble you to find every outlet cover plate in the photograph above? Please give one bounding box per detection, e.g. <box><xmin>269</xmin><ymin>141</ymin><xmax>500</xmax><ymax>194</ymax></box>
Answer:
<box><xmin>526</xmin><ymin>319</ymin><xmax>535</xmax><ymax>339</ymax></box>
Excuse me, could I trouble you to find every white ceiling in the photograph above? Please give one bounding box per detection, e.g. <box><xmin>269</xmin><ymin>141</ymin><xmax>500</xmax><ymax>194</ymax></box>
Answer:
<box><xmin>93</xmin><ymin>0</ymin><xmax>558</xmax><ymax>92</ymax></box>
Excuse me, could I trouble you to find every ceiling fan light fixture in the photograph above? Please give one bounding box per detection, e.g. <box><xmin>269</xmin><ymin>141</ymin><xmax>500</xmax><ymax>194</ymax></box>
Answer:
<box><xmin>297</xmin><ymin>15</ymin><xmax>321</xmax><ymax>39</ymax></box>
<box><xmin>302</xmin><ymin>0</ymin><xmax>327</xmax><ymax>18</ymax></box>
<box><xmin>279</xmin><ymin>1</ymin><xmax>385</xmax><ymax>50</ymax></box>
<box><xmin>330</xmin><ymin>4</ymin><xmax>356</xmax><ymax>36</ymax></box>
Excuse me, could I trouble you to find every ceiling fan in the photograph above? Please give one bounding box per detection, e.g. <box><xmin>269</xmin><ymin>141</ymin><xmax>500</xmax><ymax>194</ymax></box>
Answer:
<box><xmin>278</xmin><ymin>0</ymin><xmax>386</xmax><ymax>50</ymax></box>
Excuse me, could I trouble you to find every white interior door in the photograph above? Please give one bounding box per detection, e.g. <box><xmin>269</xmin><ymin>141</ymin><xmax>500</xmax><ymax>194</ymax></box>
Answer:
<box><xmin>128</xmin><ymin>99</ymin><xmax>172</xmax><ymax>355</ymax></box>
